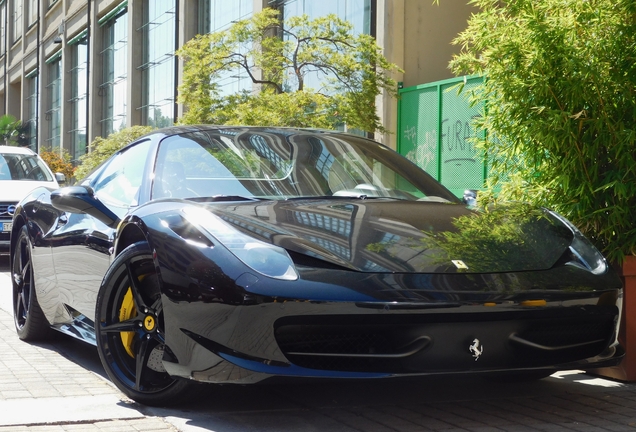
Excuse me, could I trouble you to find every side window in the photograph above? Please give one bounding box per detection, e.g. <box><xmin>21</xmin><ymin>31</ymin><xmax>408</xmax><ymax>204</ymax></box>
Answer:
<box><xmin>93</xmin><ymin>140</ymin><xmax>151</xmax><ymax>207</ymax></box>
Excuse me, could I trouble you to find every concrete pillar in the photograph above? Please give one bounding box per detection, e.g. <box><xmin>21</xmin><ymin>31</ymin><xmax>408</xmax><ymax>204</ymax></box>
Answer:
<box><xmin>175</xmin><ymin>0</ymin><xmax>199</xmax><ymax>121</ymax></box>
<box><xmin>87</xmin><ymin>1</ymin><xmax>103</xmax><ymax>144</ymax></box>
<box><xmin>375</xmin><ymin>0</ymin><xmax>404</xmax><ymax>150</ymax></box>
<box><xmin>126</xmin><ymin>0</ymin><xmax>142</xmax><ymax>127</ymax></box>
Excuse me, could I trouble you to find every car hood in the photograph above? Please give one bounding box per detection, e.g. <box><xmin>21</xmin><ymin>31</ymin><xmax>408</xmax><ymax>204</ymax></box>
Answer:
<box><xmin>0</xmin><ymin>180</ymin><xmax>58</xmax><ymax>203</ymax></box>
<box><xmin>202</xmin><ymin>199</ymin><xmax>575</xmax><ymax>274</ymax></box>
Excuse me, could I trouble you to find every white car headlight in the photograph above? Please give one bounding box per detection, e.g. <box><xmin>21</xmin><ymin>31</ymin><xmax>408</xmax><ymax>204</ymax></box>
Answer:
<box><xmin>183</xmin><ymin>207</ymin><xmax>298</xmax><ymax>280</ymax></box>
<box><xmin>548</xmin><ymin>210</ymin><xmax>607</xmax><ymax>275</ymax></box>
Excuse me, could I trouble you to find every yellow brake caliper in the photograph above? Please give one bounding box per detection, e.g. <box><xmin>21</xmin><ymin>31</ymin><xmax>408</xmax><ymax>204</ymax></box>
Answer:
<box><xmin>119</xmin><ymin>287</ymin><xmax>136</xmax><ymax>358</ymax></box>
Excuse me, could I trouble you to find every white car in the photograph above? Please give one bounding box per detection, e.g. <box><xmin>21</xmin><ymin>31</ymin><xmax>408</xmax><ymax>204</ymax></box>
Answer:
<box><xmin>0</xmin><ymin>145</ymin><xmax>63</xmax><ymax>254</ymax></box>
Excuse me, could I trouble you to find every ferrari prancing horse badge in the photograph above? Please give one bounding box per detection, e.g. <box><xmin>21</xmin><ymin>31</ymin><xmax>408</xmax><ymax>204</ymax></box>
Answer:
<box><xmin>469</xmin><ymin>338</ymin><xmax>483</xmax><ymax>361</ymax></box>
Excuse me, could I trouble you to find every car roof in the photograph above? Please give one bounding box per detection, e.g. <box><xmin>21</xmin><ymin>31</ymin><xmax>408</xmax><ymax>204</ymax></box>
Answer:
<box><xmin>152</xmin><ymin>125</ymin><xmax>353</xmax><ymax>138</ymax></box>
<box><xmin>116</xmin><ymin>125</ymin><xmax>373</xmax><ymax>155</ymax></box>
<box><xmin>0</xmin><ymin>145</ymin><xmax>36</xmax><ymax>155</ymax></box>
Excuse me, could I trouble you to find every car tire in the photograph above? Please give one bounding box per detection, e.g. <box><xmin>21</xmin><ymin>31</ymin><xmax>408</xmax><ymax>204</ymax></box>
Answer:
<box><xmin>12</xmin><ymin>225</ymin><xmax>51</xmax><ymax>341</ymax></box>
<box><xmin>95</xmin><ymin>241</ymin><xmax>193</xmax><ymax>406</ymax></box>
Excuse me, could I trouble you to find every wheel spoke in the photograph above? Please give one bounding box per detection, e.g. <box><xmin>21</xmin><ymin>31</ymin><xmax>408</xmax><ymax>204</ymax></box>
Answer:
<box><xmin>152</xmin><ymin>330</ymin><xmax>165</xmax><ymax>345</ymax></box>
<box><xmin>21</xmin><ymin>259</ymin><xmax>30</xmax><ymax>284</ymax></box>
<box><xmin>150</xmin><ymin>297</ymin><xmax>163</xmax><ymax>316</ymax></box>
<box><xmin>125</xmin><ymin>261</ymin><xmax>149</xmax><ymax>312</ymax></box>
<box><xmin>15</xmin><ymin>291</ymin><xmax>25</xmax><ymax>320</ymax></box>
<box><xmin>14</xmin><ymin>248</ymin><xmax>29</xmax><ymax>319</ymax></box>
<box><xmin>14</xmin><ymin>246</ymin><xmax>22</xmax><ymax>276</ymax></box>
<box><xmin>101</xmin><ymin>318</ymin><xmax>139</xmax><ymax>333</ymax></box>
<box><xmin>134</xmin><ymin>337</ymin><xmax>151</xmax><ymax>391</ymax></box>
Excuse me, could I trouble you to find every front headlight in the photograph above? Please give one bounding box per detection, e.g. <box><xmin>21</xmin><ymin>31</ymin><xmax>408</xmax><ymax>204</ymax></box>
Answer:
<box><xmin>548</xmin><ymin>210</ymin><xmax>607</xmax><ymax>275</ymax></box>
<box><xmin>182</xmin><ymin>207</ymin><xmax>298</xmax><ymax>280</ymax></box>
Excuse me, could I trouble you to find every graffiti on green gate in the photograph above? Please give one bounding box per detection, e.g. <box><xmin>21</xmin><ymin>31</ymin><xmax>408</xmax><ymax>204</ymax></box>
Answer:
<box><xmin>398</xmin><ymin>76</ymin><xmax>486</xmax><ymax>198</ymax></box>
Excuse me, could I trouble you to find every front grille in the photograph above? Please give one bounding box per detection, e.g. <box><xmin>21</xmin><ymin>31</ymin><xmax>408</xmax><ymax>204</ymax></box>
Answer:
<box><xmin>517</xmin><ymin>320</ymin><xmax>613</xmax><ymax>348</ymax></box>
<box><xmin>277</xmin><ymin>327</ymin><xmax>393</xmax><ymax>355</ymax></box>
<box><xmin>0</xmin><ymin>202</ymin><xmax>18</xmax><ymax>218</ymax></box>
<box><xmin>274</xmin><ymin>308</ymin><xmax>618</xmax><ymax>373</ymax></box>
<box><xmin>275</xmin><ymin>325</ymin><xmax>412</xmax><ymax>371</ymax></box>
<box><xmin>0</xmin><ymin>202</ymin><xmax>16</xmax><ymax>247</ymax></box>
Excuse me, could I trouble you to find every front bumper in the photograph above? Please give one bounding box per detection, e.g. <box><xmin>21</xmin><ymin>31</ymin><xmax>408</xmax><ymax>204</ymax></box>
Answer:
<box><xmin>162</xmin><ymin>298</ymin><xmax>623</xmax><ymax>384</ymax></box>
<box><xmin>155</xmin><ymin>243</ymin><xmax>624</xmax><ymax>384</ymax></box>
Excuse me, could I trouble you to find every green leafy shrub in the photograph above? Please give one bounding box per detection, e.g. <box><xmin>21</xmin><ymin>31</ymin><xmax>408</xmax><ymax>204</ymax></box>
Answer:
<box><xmin>39</xmin><ymin>150</ymin><xmax>75</xmax><ymax>182</ymax></box>
<box><xmin>450</xmin><ymin>0</ymin><xmax>636</xmax><ymax>263</ymax></box>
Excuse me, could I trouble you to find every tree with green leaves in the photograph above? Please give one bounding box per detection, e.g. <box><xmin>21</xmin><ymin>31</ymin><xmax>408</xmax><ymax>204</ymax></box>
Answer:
<box><xmin>177</xmin><ymin>8</ymin><xmax>401</xmax><ymax>133</ymax></box>
<box><xmin>449</xmin><ymin>0</ymin><xmax>636</xmax><ymax>263</ymax></box>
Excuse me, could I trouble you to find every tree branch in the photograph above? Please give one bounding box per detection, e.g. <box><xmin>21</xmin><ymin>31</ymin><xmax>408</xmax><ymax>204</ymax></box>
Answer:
<box><xmin>297</xmin><ymin>61</ymin><xmax>358</xmax><ymax>92</ymax></box>
<box><xmin>215</xmin><ymin>53</ymin><xmax>283</xmax><ymax>93</ymax></box>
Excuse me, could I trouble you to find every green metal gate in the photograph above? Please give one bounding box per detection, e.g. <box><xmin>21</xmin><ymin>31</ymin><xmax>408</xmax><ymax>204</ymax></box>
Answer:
<box><xmin>397</xmin><ymin>75</ymin><xmax>486</xmax><ymax>198</ymax></box>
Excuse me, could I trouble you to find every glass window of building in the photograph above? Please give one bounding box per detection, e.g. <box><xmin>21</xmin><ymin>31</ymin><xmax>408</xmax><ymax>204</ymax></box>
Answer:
<box><xmin>276</xmin><ymin>0</ymin><xmax>373</xmax><ymax>35</ymax></box>
<box><xmin>46</xmin><ymin>55</ymin><xmax>62</xmax><ymax>150</ymax></box>
<box><xmin>100</xmin><ymin>7</ymin><xmax>128</xmax><ymax>136</ymax></box>
<box><xmin>275</xmin><ymin>0</ymin><xmax>373</xmax><ymax>94</ymax></box>
<box><xmin>69</xmin><ymin>33</ymin><xmax>88</xmax><ymax>161</ymax></box>
<box><xmin>0</xmin><ymin>2</ymin><xmax>6</xmax><ymax>56</ymax></box>
<box><xmin>25</xmin><ymin>71</ymin><xmax>38</xmax><ymax>152</ymax></box>
<box><xmin>140</xmin><ymin>0</ymin><xmax>176</xmax><ymax>128</ymax></box>
<box><xmin>198</xmin><ymin>0</ymin><xmax>253</xmax><ymax>96</ymax></box>
<box><xmin>11</xmin><ymin>0</ymin><xmax>22</xmax><ymax>43</ymax></box>
<box><xmin>199</xmin><ymin>0</ymin><xmax>252</xmax><ymax>33</ymax></box>
<box><xmin>27</xmin><ymin>0</ymin><xmax>37</xmax><ymax>27</ymax></box>
<box><xmin>270</xmin><ymin>0</ymin><xmax>373</xmax><ymax>135</ymax></box>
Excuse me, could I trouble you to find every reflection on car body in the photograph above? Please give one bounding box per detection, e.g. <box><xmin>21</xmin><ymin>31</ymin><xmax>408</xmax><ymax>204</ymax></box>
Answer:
<box><xmin>9</xmin><ymin>126</ymin><xmax>623</xmax><ymax>406</ymax></box>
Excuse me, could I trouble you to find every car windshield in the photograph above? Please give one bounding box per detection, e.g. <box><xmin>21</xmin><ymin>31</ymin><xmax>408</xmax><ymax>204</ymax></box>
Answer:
<box><xmin>0</xmin><ymin>152</ymin><xmax>53</xmax><ymax>182</ymax></box>
<box><xmin>152</xmin><ymin>128</ymin><xmax>460</xmax><ymax>203</ymax></box>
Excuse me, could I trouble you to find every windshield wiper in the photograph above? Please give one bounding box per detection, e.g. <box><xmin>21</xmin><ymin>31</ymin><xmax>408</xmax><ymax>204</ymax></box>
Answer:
<box><xmin>190</xmin><ymin>195</ymin><xmax>263</xmax><ymax>202</ymax></box>
<box><xmin>285</xmin><ymin>195</ymin><xmax>396</xmax><ymax>201</ymax></box>
<box><xmin>285</xmin><ymin>194</ymin><xmax>368</xmax><ymax>201</ymax></box>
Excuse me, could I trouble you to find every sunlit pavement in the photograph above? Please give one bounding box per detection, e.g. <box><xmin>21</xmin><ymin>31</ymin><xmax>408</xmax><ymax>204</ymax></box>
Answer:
<box><xmin>2</xmin><ymin>256</ymin><xmax>636</xmax><ymax>432</ymax></box>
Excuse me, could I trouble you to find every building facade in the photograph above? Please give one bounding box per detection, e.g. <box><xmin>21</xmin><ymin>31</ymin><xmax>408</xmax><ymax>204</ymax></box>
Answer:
<box><xmin>0</xmin><ymin>0</ymin><xmax>473</xmax><ymax>162</ymax></box>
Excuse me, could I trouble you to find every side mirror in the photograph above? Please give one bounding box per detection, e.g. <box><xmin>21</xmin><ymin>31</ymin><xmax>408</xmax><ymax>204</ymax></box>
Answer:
<box><xmin>55</xmin><ymin>172</ymin><xmax>66</xmax><ymax>185</ymax></box>
<box><xmin>463</xmin><ymin>189</ymin><xmax>478</xmax><ymax>206</ymax></box>
<box><xmin>51</xmin><ymin>186</ymin><xmax>120</xmax><ymax>228</ymax></box>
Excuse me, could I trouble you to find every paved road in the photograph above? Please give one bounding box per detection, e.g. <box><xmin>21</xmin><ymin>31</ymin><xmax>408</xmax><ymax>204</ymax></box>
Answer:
<box><xmin>2</xmin><ymin>255</ymin><xmax>636</xmax><ymax>431</ymax></box>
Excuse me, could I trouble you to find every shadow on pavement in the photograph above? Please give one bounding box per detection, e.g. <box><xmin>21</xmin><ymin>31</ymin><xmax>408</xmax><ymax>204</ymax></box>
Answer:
<box><xmin>0</xmin><ymin>254</ymin><xmax>108</xmax><ymax>380</ymax></box>
<box><xmin>35</xmin><ymin>335</ymin><xmax>110</xmax><ymax>381</ymax></box>
<box><xmin>136</xmin><ymin>371</ymin><xmax>629</xmax><ymax>432</ymax></box>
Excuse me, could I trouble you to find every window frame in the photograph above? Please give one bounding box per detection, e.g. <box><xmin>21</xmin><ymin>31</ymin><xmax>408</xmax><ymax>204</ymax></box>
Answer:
<box><xmin>69</xmin><ymin>33</ymin><xmax>89</xmax><ymax>161</ymax></box>
<box><xmin>100</xmin><ymin>7</ymin><xmax>128</xmax><ymax>136</ymax></box>
<box><xmin>45</xmin><ymin>56</ymin><xmax>62</xmax><ymax>150</ymax></box>
<box><xmin>11</xmin><ymin>0</ymin><xmax>22</xmax><ymax>44</ymax></box>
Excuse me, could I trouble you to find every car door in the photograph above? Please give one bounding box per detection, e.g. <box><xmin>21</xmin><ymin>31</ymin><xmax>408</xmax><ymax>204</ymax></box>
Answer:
<box><xmin>47</xmin><ymin>140</ymin><xmax>152</xmax><ymax>328</ymax></box>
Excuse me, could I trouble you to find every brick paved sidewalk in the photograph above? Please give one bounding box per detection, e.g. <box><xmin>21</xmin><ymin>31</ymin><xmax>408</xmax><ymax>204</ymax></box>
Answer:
<box><xmin>0</xmin><ymin>273</ymin><xmax>178</xmax><ymax>432</ymax></box>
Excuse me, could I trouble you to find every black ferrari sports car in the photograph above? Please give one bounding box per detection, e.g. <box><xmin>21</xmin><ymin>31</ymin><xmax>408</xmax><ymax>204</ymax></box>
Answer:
<box><xmin>10</xmin><ymin>126</ymin><xmax>623</xmax><ymax>406</ymax></box>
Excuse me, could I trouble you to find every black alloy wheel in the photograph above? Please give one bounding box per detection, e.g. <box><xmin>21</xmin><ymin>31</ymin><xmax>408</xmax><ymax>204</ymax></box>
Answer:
<box><xmin>12</xmin><ymin>225</ymin><xmax>50</xmax><ymax>340</ymax></box>
<box><xmin>95</xmin><ymin>242</ymin><xmax>192</xmax><ymax>406</ymax></box>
